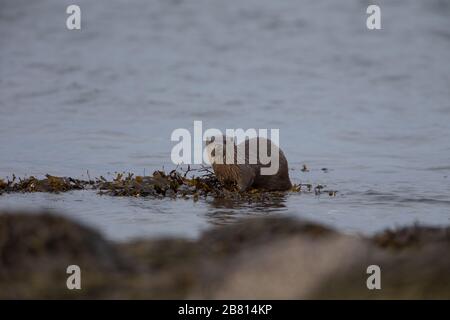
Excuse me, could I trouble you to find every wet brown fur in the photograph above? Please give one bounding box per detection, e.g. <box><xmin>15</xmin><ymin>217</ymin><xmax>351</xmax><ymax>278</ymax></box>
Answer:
<box><xmin>210</xmin><ymin>137</ymin><xmax>292</xmax><ymax>192</ymax></box>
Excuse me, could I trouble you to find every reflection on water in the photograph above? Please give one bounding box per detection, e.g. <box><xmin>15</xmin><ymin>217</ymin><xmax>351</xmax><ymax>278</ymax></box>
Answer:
<box><xmin>0</xmin><ymin>0</ymin><xmax>450</xmax><ymax>240</ymax></box>
<box><xmin>208</xmin><ymin>193</ymin><xmax>288</xmax><ymax>211</ymax></box>
<box><xmin>205</xmin><ymin>193</ymin><xmax>288</xmax><ymax>226</ymax></box>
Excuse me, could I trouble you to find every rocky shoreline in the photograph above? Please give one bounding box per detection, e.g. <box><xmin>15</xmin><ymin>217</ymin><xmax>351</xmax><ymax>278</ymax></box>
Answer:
<box><xmin>0</xmin><ymin>211</ymin><xmax>449</xmax><ymax>299</ymax></box>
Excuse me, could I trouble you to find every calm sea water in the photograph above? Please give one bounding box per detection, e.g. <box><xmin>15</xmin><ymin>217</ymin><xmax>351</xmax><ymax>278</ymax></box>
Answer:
<box><xmin>1</xmin><ymin>0</ymin><xmax>449</xmax><ymax>240</ymax></box>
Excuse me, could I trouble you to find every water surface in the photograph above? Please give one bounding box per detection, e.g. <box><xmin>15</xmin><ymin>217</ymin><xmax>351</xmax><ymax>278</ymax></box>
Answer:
<box><xmin>1</xmin><ymin>0</ymin><xmax>449</xmax><ymax>240</ymax></box>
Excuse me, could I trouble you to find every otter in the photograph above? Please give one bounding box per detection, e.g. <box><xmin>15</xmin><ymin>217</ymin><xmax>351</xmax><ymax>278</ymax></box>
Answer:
<box><xmin>205</xmin><ymin>136</ymin><xmax>292</xmax><ymax>191</ymax></box>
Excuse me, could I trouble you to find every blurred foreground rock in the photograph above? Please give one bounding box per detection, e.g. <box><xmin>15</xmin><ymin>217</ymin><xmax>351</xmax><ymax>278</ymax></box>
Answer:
<box><xmin>0</xmin><ymin>211</ymin><xmax>448</xmax><ymax>299</ymax></box>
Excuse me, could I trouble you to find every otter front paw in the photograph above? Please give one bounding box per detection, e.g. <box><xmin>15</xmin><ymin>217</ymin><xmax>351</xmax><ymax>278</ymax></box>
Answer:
<box><xmin>237</xmin><ymin>181</ymin><xmax>249</xmax><ymax>192</ymax></box>
<box><xmin>237</xmin><ymin>175</ymin><xmax>254</xmax><ymax>192</ymax></box>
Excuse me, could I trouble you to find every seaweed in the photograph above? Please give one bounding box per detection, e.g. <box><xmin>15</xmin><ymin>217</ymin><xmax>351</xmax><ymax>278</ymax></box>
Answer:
<box><xmin>0</xmin><ymin>174</ymin><xmax>88</xmax><ymax>194</ymax></box>
<box><xmin>301</xmin><ymin>164</ymin><xmax>309</xmax><ymax>172</ymax></box>
<box><xmin>372</xmin><ymin>224</ymin><xmax>450</xmax><ymax>249</ymax></box>
<box><xmin>0</xmin><ymin>167</ymin><xmax>338</xmax><ymax>199</ymax></box>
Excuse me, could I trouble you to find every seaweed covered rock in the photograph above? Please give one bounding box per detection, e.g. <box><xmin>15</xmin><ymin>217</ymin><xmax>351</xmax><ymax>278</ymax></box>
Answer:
<box><xmin>0</xmin><ymin>169</ymin><xmax>338</xmax><ymax>200</ymax></box>
<box><xmin>0</xmin><ymin>175</ymin><xmax>88</xmax><ymax>194</ymax></box>
<box><xmin>0</xmin><ymin>211</ymin><xmax>448</xmax><ymax>299</ymax></box>
<box><xmin>0</xmin><ymin>213</ymin><xmax>128</xmax><ymax>298</ymax></box>
<box><xmin>372</xmin><ymin>224</ymin><xmax>450</xmax><ymax>249</ymax></box>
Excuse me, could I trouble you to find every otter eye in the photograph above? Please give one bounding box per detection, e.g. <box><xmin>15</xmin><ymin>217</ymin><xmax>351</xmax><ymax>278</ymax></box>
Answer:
<box><xmin>206</xmin><ymin>136</ymin><xmax>215</xmax><ymax>146</ymax></box>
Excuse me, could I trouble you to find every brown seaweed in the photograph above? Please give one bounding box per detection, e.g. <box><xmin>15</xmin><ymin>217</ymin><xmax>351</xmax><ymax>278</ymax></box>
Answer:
<box><xmin>0</xmin><ymin>174</ymin><xmax>88</xmax><ymax>194</ymax></box>
<box><xmin>0</xmin><ymin>167</ymin><xmax>338</xmax><ymax>199</ymax></box>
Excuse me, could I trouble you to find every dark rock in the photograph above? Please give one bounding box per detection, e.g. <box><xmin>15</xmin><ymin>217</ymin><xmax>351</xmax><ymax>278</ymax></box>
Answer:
<box><xmin>0</xmin><ymin>211</ymin><xmax>448</xmax><ymax>299</ymax></box>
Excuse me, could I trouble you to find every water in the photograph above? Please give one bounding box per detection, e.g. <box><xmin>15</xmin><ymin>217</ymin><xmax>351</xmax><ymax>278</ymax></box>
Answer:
<box><xmin>1</xmin><ymin>0</ymin><xmax>449</xmax><ymax>241</ymax></box>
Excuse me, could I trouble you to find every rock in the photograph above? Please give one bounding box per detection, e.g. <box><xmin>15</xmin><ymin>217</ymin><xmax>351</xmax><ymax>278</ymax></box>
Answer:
<box><xmin>0</xmin><ymin>211</ymin><xmax>448</xmax><ymax>299</ymax></box>
<box><xmin>0</xmin><ymin>213</ymin><xmax>129</xmax><ymax>298</ymax></box>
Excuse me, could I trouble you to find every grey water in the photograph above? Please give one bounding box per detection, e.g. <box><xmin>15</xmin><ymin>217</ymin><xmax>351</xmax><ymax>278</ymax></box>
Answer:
<box><xmin>1</xmin><ymin>0</ymin><xmax>449</xmax><ymax>241</ymax></box>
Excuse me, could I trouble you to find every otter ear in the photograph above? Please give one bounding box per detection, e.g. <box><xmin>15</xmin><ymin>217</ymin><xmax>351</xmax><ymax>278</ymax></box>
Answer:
<box><xmin>223</xmin><ymin>135</ymin><xmax>234</xmax><ymax>145</ymax></box>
